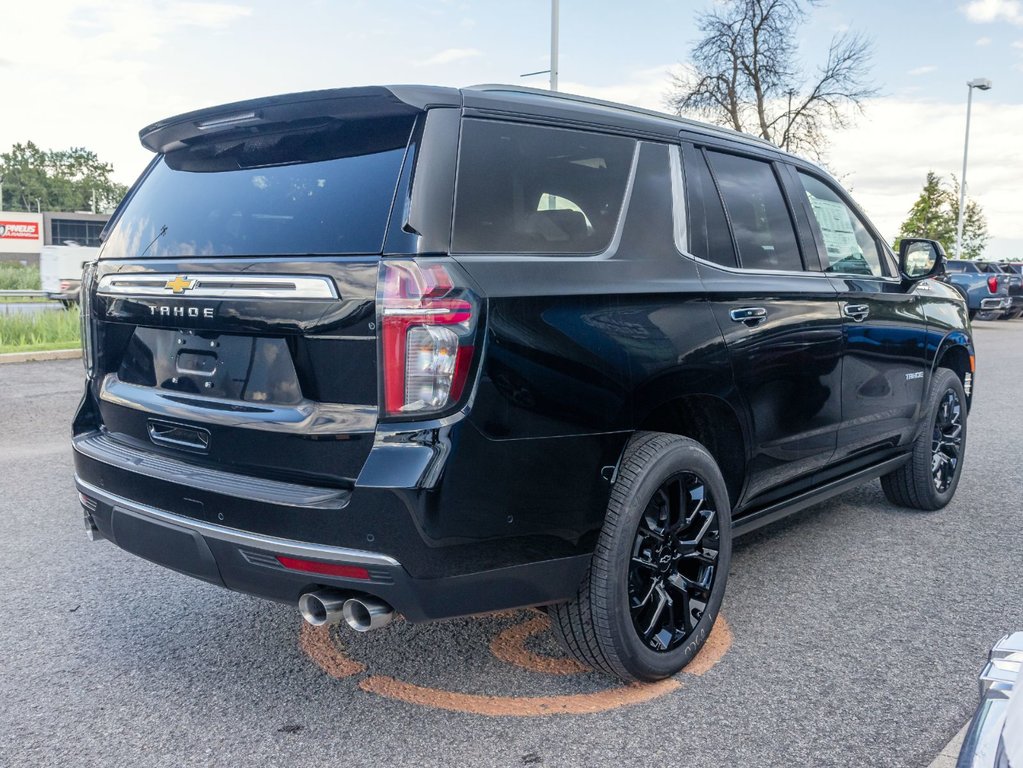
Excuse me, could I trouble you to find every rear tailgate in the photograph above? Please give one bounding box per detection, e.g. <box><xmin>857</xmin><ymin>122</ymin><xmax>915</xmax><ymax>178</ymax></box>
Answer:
<box><xmin>78</xmin><ymin>89</ymin><xmax>426</xmax><ymax>491</ymax></box>
<box><xmin>88</xmin><ymin>258</ymin><xmax>379</xmax><ymax>487</ymax></box>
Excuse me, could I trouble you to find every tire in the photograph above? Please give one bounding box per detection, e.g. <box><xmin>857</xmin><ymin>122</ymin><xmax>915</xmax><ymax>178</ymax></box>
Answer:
<box><xmin>549</xmin><ymin>432</ymin><xmax>732</xmax><ymax>682</ymax></box>
<box><xmin>968</xmin><ymin>309</ymin><xmax>978</xmax><ymax>321</ymax></box>
<box><xmin>881</xmin><ymin>368</ymin><xmax>967</xmax><ymax>511</ymax></box>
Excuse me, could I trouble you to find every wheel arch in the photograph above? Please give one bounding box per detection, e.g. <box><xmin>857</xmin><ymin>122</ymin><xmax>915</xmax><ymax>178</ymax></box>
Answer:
<box><xmin>930</xmin><ymin>331</ymin><xmax>974</xmax><ymax>410</ymax></box>
<box><xmin>634</xmin><ymin>394</ymin><xmax>747</xmax><ymax>510</ymax></box>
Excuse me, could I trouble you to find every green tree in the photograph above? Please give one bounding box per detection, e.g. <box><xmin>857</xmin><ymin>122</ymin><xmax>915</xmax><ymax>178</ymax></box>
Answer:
<box><xmin>895</xmin><ymin>171</ymin><xmax>988</xmax><ymax>259</ymax></box>
<box><xmin>948</xmin><ymin>177</ymin><xmax>989</xmax><ymax>261</ymax></box>
<box><xmin>0</xmin><ymin>142</ymin><xmax>128</xmax><ymax>213</ymax></box>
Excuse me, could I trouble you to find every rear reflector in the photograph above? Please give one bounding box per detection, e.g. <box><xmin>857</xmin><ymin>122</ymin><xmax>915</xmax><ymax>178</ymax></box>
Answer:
<box><xmin>276</xmin><ymin>556</ymin><xmax>371</xmax><ymax>580</ymax></box>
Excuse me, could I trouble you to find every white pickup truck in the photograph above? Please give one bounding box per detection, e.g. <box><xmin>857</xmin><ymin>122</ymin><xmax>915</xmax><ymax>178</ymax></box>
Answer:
<box><xmin>39</xmin><ymin>245</ymin><xmax>99</xmax><ymax>306</ymax></box>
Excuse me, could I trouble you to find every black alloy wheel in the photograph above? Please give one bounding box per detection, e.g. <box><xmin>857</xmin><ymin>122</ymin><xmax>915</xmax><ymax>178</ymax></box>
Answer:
<box><xmin>629</xmin><ymin>473</ymin><xmax>720</xmax><ymax>652</ymax></box>
<box><xmin>931</xmin><ymin>389</ymin><xmax>963</xmax><ymax>493</ymax></box>
<box><xmin>549</xmin><ymin>432</ymin><xmax>731</xmax><ymax>682</ymax></box>
<box><xmin>881</xmin><ymin>368</ymin><xmax>968</xmax><ymax>511</ymax></box>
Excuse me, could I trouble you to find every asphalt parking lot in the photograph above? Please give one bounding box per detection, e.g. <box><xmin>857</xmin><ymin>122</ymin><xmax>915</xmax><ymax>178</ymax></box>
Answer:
<box><xmin>1</xmin><ymin>322</ymin><xmax>1021</xmax><ymax>768</ymax></box>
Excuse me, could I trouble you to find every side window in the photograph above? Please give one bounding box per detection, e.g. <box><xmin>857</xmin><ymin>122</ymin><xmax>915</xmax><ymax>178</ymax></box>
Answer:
<box><xmin>682</xmin><ymin>144</ymin><xmax>738</xmax><ymax>268</ymax></box>
<box><xmin>945</xmin><ymin>261</ymin><xmax>966</xmax><ymax>273</ymax></box>
<box><xmin>452</xmin><ymin>120</ymin><xmax>636</xmax><ymax>254</ymax></box>
<box><xmin>798</xmin><ymin>172</ymin><xmax>885</xmax><ymax>277</ymax></box>
<box><xmin>706</xmin><ymin>151</ymin><xmax>803</xmax><ymax>271</ymax></box>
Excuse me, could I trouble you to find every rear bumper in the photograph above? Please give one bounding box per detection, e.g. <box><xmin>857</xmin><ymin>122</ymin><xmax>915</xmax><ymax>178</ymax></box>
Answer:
<box><xmin>75</xmin><ymin>475</ymin><xmax>590</xmax><ymax>622</ymax></box>
<box><xmin>980</xmin><ymin>297</ymin><xmax>1011</xmax><ymax>311</ymax></box>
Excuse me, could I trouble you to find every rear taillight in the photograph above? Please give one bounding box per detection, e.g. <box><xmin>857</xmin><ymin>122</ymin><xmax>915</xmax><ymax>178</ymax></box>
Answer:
<box><xmin>378</xmin><ymin>261</ymin><xmax>478</xmax><ymax>418</ymax></box>
<box><xmin>988</xmin><ymin>275</ymin><xmax>999</xmax><ymax>293</ymax></box>
<box><xmin>80</xmin><ymin>262</ymin><xmax>97</xmax><ymax>378</ymax></box>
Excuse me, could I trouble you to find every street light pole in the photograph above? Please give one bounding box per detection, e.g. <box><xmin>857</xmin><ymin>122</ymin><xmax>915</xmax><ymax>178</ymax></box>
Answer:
<box><xmin>956</xmin><ymin>78</ymin><xmax>992</xmax><ymax>259</ymax></box>
<box><xmin>550</xmin><ymin>0</ymin><xmax>559</xmax><ymax>91</ymax></box>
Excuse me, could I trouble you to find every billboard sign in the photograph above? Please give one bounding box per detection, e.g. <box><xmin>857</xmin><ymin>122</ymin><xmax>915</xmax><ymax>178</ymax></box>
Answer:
<box><xmin>0</xmin><ymin>212</ymin><xmax>44</xmax><ymax>254</ymax></box>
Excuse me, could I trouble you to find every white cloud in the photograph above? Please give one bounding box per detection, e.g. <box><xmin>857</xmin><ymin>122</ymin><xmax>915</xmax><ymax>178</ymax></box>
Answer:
<box><xmin>416</xmin><ymin>47</ymin><xmax>481</xmax><ymax>66</ymax></box>
<box><xmin>976</xmin><ymin>36</ymin><xmax>992</xmax><ymax>44</ymax></box>
<box><xmin>826</xmin><ymin>97</ymin><xmax>1023</xmax><ymax>254</ymax></box>
<box><xmin>165</xmin><ymin>2</ymin><xmax>251</xmax><ymax>28</ymax></box>
<box><xmin>0</xmin><ymin>1</ymin><xmax>255</xmax><ymax>185</ymax></box>
<box><xmin>560</xmin><ymin>65</ymin><xmax>685</xmax><ymax>113</ymax></box>
<box><xmin>961</xmin><ymin>0</ymin><xmax>1023</xmax><ymax>24</ymax></box>
<box><xmin>908</xmin><ymin>65</ymin><xmax>937</xmax><ymax>75</ymax></box>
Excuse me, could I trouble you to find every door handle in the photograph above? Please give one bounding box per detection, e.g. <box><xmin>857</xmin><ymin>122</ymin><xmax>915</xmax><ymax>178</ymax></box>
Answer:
<box><xmin>843</xmin><ymin>304</ymin><xmax>870</xmax><ymax>322</ymax></box>
<box><xmin>729</xmin><ymin>307</ymin><xmax>768</xmax><ymax>327</ymax></box>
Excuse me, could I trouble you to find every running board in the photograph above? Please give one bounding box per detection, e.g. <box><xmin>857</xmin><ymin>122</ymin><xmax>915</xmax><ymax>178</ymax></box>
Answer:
<box><xmin>732</xmin><ymin>454</ymin><xmax>911</xmax><ymax>537</ymax></box>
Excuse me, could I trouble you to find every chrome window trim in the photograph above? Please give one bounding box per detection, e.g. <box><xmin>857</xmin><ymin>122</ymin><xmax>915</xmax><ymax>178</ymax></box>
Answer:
<box><xmin>96</xmin><ymin>273</ymin><xmax>339</xmax><ymax>300</ymax></box>
<box><xmin>669</xmin><ymin>144</ymin><xmax>688</xmax><ymax>256</ymax></box>
<box><xmin>448</xmin><ymin>122</ymin><xmax>641</xmax><ymax>262</ymax></box>
<box><xmin>75</xmin><ymin>477</ymin><xmax>401</xmax><ymax>567</ymax></box>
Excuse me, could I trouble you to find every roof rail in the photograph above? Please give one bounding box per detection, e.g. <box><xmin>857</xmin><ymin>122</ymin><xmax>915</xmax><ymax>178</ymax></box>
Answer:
<box><xmin>464</xmin><ymin>83</ymin><xmax>776</xmax><ymax>149</ymax></box>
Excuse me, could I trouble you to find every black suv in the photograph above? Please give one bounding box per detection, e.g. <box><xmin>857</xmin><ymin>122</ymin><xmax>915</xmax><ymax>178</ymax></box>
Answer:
<box><xmin>73</xmin><ymin>85</ymin><xmax>973</xmax><ymax>682</ymax></box>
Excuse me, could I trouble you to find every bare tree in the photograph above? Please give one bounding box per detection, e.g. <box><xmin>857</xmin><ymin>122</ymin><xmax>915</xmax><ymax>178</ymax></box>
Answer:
<box><xmin>667</xmin><ymin>0</ymin><xmax>877</xmax><ymax>159</ymax></box>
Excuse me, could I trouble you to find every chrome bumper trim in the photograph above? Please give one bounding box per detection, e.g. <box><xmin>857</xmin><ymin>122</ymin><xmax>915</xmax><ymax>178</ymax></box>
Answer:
<box><xmin>980</xmin><ymin>297</ymin><xmax>1010</xmax><ymax>310</ymax></box>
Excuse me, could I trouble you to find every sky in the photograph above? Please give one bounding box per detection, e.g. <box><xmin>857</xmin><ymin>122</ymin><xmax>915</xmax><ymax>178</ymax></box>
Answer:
<box><xmin>1</xmin><ymin>0</ymin><xmax>1021</xmax><ymax>258</ymax></box>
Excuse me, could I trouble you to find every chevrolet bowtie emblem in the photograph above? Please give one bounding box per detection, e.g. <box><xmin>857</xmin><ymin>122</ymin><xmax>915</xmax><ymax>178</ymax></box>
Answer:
<box><xmin>165</xmin><ymin>276</ymin><xmax>196</xmax><ymax>294</ymax></box>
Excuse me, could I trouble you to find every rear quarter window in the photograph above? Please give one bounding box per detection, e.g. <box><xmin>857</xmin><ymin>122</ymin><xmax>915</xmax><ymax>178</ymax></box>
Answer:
<box><xmin>452</xmin><ymin>120</ymin><xmax>636</xmax><ymax>255</ymax></box>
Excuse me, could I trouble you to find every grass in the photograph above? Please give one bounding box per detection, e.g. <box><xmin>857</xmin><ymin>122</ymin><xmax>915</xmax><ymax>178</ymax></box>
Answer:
<box><xmin>0</xmin><ymin>306</ymin><xmax>81</xmax><ymax>354</ymax></box>
<box><xmin>0</xmin><ymin>263</ymin><xmax>41</xmax><ymax>291</ymax></box>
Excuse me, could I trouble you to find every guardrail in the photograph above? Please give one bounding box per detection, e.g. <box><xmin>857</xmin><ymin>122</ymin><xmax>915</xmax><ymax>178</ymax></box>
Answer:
<box><xmin>0</xmin><ymin>290</ymin><xmax>50</xmax><ymax>299</ymax></box>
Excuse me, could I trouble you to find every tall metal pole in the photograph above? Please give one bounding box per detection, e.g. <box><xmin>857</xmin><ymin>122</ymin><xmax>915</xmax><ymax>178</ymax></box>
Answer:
<box><xmin>955</xmin><ymin>86</ymin><xmax>974</xmax><ymax>260</ymax></box>
<box><xmin>550</xmin><ymin>0</ymin><xmax>559</xmax><ymax>91</ymax></box>
<box><xmin>956</xmin><ymin>78</ymin><xmax>992</xmax><ymax>259</ymax></box>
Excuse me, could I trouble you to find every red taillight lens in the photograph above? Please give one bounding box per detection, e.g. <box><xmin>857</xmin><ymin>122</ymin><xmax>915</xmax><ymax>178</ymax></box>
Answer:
<box><xmin>988</xmin><ymin>275</ymin><xmax>999</xmax><ymax>293</ymax></box>
<box><xmin>379</xmin><ymin>261</ymin><xmax>478</xmax><ymax>418</ymax></box>
<box><xmin>276</xmin><ymin>556</ymin><xmax>371</xmax><ymax>580</ymax></box>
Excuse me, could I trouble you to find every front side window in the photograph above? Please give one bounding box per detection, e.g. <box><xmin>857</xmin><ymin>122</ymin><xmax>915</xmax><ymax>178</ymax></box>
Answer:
<box><xmin>707</xmin><ymin>151</ymin><xmax>802</xmax><ymax>271</ymax></box>
<box><xmin>452</xmin><ymin>120</ymin><xmax>636</xmax><ymax>254</ymax></box>
<box><xmin>798</xmin><ymin>172</ymin><xmax>884</xmax><ymax>277</ymax></box>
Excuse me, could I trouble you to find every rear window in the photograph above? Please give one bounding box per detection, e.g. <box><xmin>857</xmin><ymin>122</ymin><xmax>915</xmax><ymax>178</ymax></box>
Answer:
<box><xmin>452</xmin><ymin>120</ymin><xmax>636</xmax><ymax>254</ymax></box>
<box><xmin>101</xmin><ymin>116</ymin><xmax>414</xmax><ymax>258</ymax></box>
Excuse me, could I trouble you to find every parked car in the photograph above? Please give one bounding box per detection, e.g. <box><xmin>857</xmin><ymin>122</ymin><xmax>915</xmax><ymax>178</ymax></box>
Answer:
<box><xmin>39</xmin><ymin>244</ymin><xmax>98</xmax><ymax>307</ymax></box>
<box><xmin>957</xmin><ymin>632</ymin><xmax>1023</xmax><ymax>768</ymax></box>
<box><xmin>73</xmin><ymin>85</ymin><xmax>974</xmax><ymax>682</ymax></box>
<box><xmin>996</xmin><ymin>263</ymin><xmax>1023</xmax><ymax>319</ymax></box>
<box><xmin>945</xmin><ymin>259</ymin><xmax>1011</xmax><ymax>319</ymax></box>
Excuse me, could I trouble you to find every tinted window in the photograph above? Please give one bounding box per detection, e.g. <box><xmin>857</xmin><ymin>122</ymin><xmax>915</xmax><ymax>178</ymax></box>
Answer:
<box><xmin>798</xmin><ymin>172</ymin><xmax>883</xmax><ymax>277</ymax></box>
<box><xmin>707</xmin><ymin>151</ymin><xmax>802</xmax><ymax>271</ymax></box>
<box><xmin>682</xmin><ymin>144</ymin><xmax>737</xmax><ymax>268</ymax></box>
<box><xmin>944</xmin><ymin>261</ymin><xmax>967</xmax><ymax>272</ymax></box>
<box><xmin>452</xmin><ymin>120</ymin><xmax>635</xmax><ymax>254</ymax></box>
<box><xmin>101</xmin><ymin>116</ymin><xmax>414</xmax><ymax>258</ymax></box>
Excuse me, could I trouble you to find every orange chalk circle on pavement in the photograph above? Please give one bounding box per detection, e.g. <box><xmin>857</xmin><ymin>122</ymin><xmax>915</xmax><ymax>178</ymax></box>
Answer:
<box><xmin>300</xmin><ymin>611</ymin><xmax>733</xmax><ymax>716</ymax></box>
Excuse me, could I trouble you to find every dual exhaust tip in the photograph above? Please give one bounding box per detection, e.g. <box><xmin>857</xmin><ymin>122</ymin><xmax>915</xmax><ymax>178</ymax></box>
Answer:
<box><xmin>298</xmin><ymin>589</ymin><xmax>393</xmax><ymax>632</ymax></box>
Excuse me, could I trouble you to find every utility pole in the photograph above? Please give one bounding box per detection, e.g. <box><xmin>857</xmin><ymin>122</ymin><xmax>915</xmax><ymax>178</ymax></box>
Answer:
<box><xmin>956</xmin><ymin>78</ymin><xmax>992</xmax><ymax>259</ymax></box>
<box><xmin>520</xmin><ymin>1</ymin><xmax>560</xmax><ymax>91</ymax></box>
<box><xmin>550</xmin><ymin>0</ymin><xmax>559</xmax><ymax>91</ymax></box>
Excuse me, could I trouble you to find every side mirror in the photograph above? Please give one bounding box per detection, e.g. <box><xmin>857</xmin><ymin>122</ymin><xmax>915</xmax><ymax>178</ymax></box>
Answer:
<box><xmin>899</xmin><ymin>238</ymin><xmax>946</xmax><ymax>281</ymax></box>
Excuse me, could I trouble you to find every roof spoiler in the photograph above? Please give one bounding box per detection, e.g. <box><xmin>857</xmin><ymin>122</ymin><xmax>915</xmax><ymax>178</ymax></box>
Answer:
<box><xmin>138</xmin><ymin>85</ymin><xmax>461</xmax><ymax>154</ymax></box>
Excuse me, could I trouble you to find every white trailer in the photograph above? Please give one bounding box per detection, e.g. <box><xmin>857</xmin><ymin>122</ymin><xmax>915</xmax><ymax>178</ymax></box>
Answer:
<box><xmin>39</xmin><ymin>245</ymin><xmax>98</xmax><ymax>305</ymax></box>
